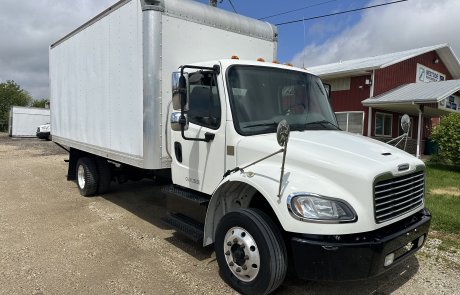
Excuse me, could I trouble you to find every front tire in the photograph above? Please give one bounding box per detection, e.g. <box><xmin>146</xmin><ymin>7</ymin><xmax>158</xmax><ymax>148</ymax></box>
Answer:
<box><xmin>215</xmin><ymin>209</ymin><xmax>287</xmax><ymax>295</ymax></box>
<box><xmin>76</xmin><ymin>157</ymin><xmax>98</xmax><ymax>196</ymax></box>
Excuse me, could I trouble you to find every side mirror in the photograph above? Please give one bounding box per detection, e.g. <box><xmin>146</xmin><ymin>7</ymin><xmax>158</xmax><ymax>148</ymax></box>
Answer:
<box><xmin>401</xmin><ymin>114</ymin><xmax>411</xmax><ymax>134</ymax></box>
<box><xmin>171</xmin><ymin>72</ymin><xmax>189</xmax><ymax>111</ymax></box>
<box><xmin>179</xmin><ymin>74</ymin><xmax>187</xmax><ymax>111</ymax></box>
<box><xmin>171</xmin><ymin>111</ymin><xmax>188</xmax><ymax>131</ymax></box>
<box><xmin>172</xmin><ymin>72</ymin><xmax>181</xmax><ymax>110</ymax></box>
<box><xmin>276</xmin><ymin>119</ymin><xmax>290</xmax><ymax>147</ymax></box>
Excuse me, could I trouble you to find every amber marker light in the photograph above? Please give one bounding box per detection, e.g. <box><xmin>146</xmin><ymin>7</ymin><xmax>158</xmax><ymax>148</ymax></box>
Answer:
<box><xmin>272</xmin><ymin>60</ymin><xmax>279</xmax><ymax>64</ymax></box>
<box><xmin>231</xmin><ymin>55</ymin><xmax>239</xmax><ymax>60</ymax></box>
<box><xmin>257</xmin><ymin>58</ymin><xmax>265</xmax><ymax>62</ymax></box>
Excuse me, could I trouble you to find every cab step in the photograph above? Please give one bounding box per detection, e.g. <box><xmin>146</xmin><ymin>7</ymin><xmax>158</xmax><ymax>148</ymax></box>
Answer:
<box><xmin>161</xmin><ymin>185</ymin><xmax>210</xmax><ymax>205</ymax></box>
<box><xmin>161</xmin><ymin>213</ymin><xmax>204</xmax><ymax>242</ymax></box>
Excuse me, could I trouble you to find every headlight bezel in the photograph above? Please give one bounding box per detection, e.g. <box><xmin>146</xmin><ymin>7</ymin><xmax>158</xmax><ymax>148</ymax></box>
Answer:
<box><xmin>287</xmin><ymin>192</ymin><xmax>358</xmax><ymax>223</ymax></box>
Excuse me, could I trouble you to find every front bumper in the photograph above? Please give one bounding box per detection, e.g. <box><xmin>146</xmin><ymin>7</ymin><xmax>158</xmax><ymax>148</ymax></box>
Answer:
<box><xmin>290</xmin><ymin>208</ymin><xmax>431</xmax><ymax>281</ymax></box>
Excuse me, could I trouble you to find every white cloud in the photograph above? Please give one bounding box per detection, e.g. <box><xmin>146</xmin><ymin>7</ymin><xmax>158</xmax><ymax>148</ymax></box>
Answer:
<box><xmin>292</xmin><ymin>0</ymin><xmax>460</xmax><ymax>68</ymax></box>
<box><xmin>0</xmin><ymin>0</ymin><xmax>115</xmax><ymax>99</ymax></box>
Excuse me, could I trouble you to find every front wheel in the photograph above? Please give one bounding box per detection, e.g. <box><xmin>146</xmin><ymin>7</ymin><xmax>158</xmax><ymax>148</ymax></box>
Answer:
<box><xmin>215</xmin><ymin>209</ymin><xmax>287</xmax><ymax>295</ymax></box>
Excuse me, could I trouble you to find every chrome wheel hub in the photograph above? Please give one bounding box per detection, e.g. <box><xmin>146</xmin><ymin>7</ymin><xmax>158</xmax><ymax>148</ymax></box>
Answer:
<box><xmin>77</xmin><ymin>165</ymin><xmax>86</xmax><ymax>189</ymax></box>
<box><xmin>223</xmin><ymin>227</ymin><xmax>260</xmax><ymax>282</ymax></box>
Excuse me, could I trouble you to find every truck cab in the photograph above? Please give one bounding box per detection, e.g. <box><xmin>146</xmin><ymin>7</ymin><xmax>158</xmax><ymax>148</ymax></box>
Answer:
<box><xmin>168</xmin><ymin>59</ymin><xmax>431</xmax><ymax>294</ymax></box>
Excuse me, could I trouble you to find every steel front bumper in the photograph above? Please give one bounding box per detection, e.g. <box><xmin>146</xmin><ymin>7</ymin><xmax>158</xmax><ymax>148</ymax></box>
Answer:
<box><xmin>290</xmin><ymin>208</ymin><xmax>431</xmax><ymax>281</ymax></box>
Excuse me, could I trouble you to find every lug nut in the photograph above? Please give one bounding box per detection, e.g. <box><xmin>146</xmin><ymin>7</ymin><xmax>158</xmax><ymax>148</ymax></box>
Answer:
<box><xmin>227</xmin><ymin>241</ymin><xmax>232</xmax><ymax>246</ymax></box>
<box><xmin>236</xmin><ymin>267</ymin><xmax>241</xmax><ymax>273</ymax></box>
<box><xmin>229</xmin><ymin>261</ymin><xmax>234</xmax><ymax>266</ymax></box>
<box><xmin>242</xmin><ymin>265</ymin><xmax>247</xmax><ymax>270</ymax></box>
<box><xmin>225</xmin><ymin>251</ymin><xmax>230</xmax><ymax>256</ymax></box>
<box><xmin>233</xmin><ymin>238</ymin><xmax>238</xmax><ymax>244</ymax></box>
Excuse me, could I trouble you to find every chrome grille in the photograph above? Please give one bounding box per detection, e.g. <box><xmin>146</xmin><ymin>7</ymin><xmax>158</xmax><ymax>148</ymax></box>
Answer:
<box><xmin>374</xmin><ymin>171</ymin><xmax>425</xmax><ymax>223</ymax></box>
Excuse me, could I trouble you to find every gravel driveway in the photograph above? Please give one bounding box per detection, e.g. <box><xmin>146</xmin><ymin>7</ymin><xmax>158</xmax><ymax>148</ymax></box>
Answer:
<box><xmin>0</xmin><ymin>133</ymin><xmax>458</xmax><ymax>295</ymax></box>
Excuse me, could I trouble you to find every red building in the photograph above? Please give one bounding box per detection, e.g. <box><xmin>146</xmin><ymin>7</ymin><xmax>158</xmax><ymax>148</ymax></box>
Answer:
<box><xmin>309</xmin><ymin>44</ymin><xmax>460</xmax><ymax>157</ymax></box>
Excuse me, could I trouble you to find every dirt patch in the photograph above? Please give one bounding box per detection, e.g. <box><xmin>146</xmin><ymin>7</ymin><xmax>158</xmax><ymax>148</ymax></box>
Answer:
<box><xmin>431</xmin><ymin>187</ymin><xmax>460</xmax><ymax>197</ymax></box>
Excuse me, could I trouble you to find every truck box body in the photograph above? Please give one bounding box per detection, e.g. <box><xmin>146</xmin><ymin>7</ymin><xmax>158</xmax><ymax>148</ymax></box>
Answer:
<box><xmin>50</xmin><ymin>0</ymin><xmax>277</xmax><ymax>169</ymax></box>
<box><xmin>9</xmin><ymin>106</ymin><xmax>50</xmax><ymax>137</ymax></box>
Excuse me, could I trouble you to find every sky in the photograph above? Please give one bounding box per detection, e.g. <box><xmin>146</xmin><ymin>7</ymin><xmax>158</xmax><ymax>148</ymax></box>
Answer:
<box><xmin>0</xmin><ymin>0</ymin><xmax>459</xmax><ymax>99</ymax></box>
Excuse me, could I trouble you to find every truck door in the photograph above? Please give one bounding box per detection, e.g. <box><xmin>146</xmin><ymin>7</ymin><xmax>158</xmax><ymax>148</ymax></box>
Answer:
<box><xmin>170</xmin><ymin>69</ymin><xmax>226</xmax><ymax>195</ymax></box>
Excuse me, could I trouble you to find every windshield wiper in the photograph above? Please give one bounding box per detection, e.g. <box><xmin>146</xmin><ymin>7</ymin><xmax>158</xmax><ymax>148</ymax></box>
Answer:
<box><xmin>303</xmin><ymin>120</ymin><xmax>340</xmax><ymax>130</ymax></box>
<box><xmin>243</xmin><ymin>121</ymin><xmax>278</xmax><ymax>128</ymax></box>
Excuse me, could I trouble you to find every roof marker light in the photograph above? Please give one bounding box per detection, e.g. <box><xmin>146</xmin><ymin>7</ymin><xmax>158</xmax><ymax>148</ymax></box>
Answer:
<box><xmin>231</xmin><ymin>55</ymin><xmax>239</xmax><ymax>60</ymax></box>
<box><xmin>285</xmin><ymin>63</ymin><xmax>293</xmax><ymax>67</ymax></box>
<box><xmin>257</xmin><ymin>58</ymin><xmax>265</xmax><ymax>62</ymax></box>
<box><xmin>272</xmin><ymin>60</ymin><xmax>279</xmax><ymax>64</ymax></box>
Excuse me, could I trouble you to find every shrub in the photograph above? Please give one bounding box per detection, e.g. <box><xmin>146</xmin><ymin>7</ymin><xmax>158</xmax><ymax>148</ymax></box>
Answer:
<box><xmin>431</xmin><ymin>113</ymin><xmax>460</xmax><ymax>165</ymax></box>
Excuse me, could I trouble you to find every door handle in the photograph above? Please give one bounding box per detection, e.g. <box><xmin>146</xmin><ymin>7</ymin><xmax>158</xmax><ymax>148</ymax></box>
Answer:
<box><xmin>204</xmin><ymin>132</ymin><xmax>215</xmax><ymax>142</ymax></box>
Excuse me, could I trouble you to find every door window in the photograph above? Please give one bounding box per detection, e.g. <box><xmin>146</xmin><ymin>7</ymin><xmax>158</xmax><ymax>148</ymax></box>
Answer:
<box><xmin>188</xmin><ymin>71</ymin><xmax>221</xmax><ymax>130</ymax></box>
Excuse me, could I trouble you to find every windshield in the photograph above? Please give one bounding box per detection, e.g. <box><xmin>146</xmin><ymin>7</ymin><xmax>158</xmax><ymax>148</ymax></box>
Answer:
<box><xmin>227</xmin><ymin>65</ymin><xmax>339</xmax><ymax>135</ymax></box>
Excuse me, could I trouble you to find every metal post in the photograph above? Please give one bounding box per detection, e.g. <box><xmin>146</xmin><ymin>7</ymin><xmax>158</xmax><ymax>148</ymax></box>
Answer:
<box><xmin>367</xmin><ymin>70</ymin><xmax>375</xmax><ymax>137</ymax></box>
<box><xmin>367</xmin><ymin>106</ymin><xmax>372</xmax><ymax>137</ymax></box>
<box><xmin>416</xmin><ymin>107</ymin><xmax>423</xmax><ymax>158</ymax></box>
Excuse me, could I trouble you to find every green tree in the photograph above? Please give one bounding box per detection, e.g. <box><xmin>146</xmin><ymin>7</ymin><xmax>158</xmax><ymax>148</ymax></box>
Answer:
<box><xmin>31</xmin><ymin>98</ymin><xmax>49</xmax><ymax>108</ymax></box>
<box><xmin>0</xmin><ymin>80</ymin><xmax>33</xmax><ymax>132</ymax></box>
<box><xmin>431</xmin><ymin>113</ymin><xmax>460</xmax><ymax>165</ymax></box>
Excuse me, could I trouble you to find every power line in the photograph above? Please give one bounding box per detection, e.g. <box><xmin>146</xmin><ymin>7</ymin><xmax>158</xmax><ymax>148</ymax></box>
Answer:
<box><xmin>228</xmin><ymin>0</ymin><xmax>238</xmax><ymax>13</ymax></box>
<box><xmin>259</xmin><ymin>0</ymin><xmax>340</xmax><ymax>20</ymax></box>
<box><xmin>275</xmin><ymin>0</ymin><xmax>408</xmax><ymax>26</ymax></box>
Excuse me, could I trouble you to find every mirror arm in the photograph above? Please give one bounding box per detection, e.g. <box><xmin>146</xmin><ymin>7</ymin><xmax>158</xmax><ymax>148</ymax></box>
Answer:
<box><xmin>277</xmin><ymin>142</ymin><xmax>288</xmax><ymax>198</ymax></box>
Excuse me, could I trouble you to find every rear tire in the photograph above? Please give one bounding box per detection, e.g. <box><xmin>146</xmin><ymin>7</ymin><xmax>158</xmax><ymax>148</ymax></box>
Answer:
<box><xmin>96</xmin><ymin>158</ymin><xmax>112</xmax><ymax>194</ymax></box>
<box><xmin>76</xmin><ymin>157</ymin><xmax>98</xmax><ymax>196</ymax></box>
<box><xmin>215</xmin><ymin>208</ymin><xmax>287</xmax><ymax>295</ymax></box>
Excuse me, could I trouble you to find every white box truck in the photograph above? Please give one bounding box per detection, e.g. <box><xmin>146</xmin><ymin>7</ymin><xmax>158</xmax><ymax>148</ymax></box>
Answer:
<box><xmin>50</xmin><ymin>0</ymin><xmax>431</xmax><ymax>294</ymax></box>
<box><xmin>9</xmin><ymin>106</ymin><xmax>50</xmax><ymax>137</ymax></box>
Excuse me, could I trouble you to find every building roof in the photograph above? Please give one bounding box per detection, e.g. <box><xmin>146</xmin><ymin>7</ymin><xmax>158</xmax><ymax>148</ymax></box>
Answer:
<box><xmin>308</xmin><ymin>44</ymin><xmax>460</xmax><ymax>80</ymax></box>
<box><xmin>362</xmin><ymin>79</ymin><xmax>460</xmax><ymax>105</ymax></box>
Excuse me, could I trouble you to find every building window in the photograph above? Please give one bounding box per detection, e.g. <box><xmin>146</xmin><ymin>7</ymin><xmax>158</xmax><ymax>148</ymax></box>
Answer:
<box><xmin>323</xmin><ymin>77</ymin><xmax>351</xmax><ymax>91</ymax></box>
<box><xmin>398</xmin><ymin>115</ymin><xmax>413</xmax><ymax>138</ymax></box>
<box><xmin>335</xmin><ymin>112</ymin><xmax>364</xmax><ymax>134</ymax></box>
<box><xmin>375</xmin><ymin>112</ymin><xmax>392</xmax><ymax>137</ymax></box>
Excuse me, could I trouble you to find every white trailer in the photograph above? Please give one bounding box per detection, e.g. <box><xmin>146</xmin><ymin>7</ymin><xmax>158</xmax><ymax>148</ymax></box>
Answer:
<box><xmin>9</xmin><ymin>106</ymin><xmax>50</xmax><ymax>137</ymax></box>
<box><xmin>50</xmin><ymin>1</ymin><xmax>431</xmax><ymax>294</ymax></box>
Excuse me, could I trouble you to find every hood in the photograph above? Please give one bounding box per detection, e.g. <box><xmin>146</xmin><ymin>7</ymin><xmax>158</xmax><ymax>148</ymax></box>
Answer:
<box><xmin>235</xmin><ymin>130</ymin><xmax>424</xmax><ymax>180</ymax></box>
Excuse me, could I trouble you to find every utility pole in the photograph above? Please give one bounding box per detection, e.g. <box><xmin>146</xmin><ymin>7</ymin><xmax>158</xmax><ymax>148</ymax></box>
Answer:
<box><xmin>209</xmin><ymin>0</ymin><xmax>217</xmax><ymax>6</ymax></box>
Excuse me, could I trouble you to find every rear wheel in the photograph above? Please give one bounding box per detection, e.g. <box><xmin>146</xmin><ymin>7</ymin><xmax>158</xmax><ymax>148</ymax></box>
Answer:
<box><xmin>76</xmin><ymin>157</ymin><xmax>98</xmax><ymax>196</ymax></box>
<box><xmin>215</xmin><ymin>209</ymin><xmax>287</xmax><ymax>295</ymax></box>
<box><xmin>95</xmin><ymin>158</ymin><xmax>112</xmax><ymax>194</ymax></box>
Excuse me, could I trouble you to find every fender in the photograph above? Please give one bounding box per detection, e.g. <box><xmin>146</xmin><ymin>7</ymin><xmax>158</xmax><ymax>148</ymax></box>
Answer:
<box><xmin>203</xmin><ymin>169</ymin><xmax>284</xmax><ymax>246</ymax></box>
<box><xmin>202</xmin><ymin>161</ymin><xmax>368</xmax><ymax>246</ymax></box>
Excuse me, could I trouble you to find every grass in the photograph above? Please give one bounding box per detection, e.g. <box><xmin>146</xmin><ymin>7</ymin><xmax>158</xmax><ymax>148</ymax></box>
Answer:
<box><xmin>424</xmin><ymin>163</ymin><xmax>460</xmax><ymax>249</ymax></box>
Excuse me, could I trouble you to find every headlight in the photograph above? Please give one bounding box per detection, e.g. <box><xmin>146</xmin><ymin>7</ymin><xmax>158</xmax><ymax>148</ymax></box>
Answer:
<box><xmin>287</xmin><ymin>193</ymin><xmax>357</xmax><ymax>223</ymax></box>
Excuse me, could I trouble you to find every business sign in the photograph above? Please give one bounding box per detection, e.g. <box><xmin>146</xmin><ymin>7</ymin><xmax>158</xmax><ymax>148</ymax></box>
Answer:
<box><xmin>439</xmin><ymin>95</ymin><xmax>459</xmax><ymax>112</ymax></box>
<box><xmin>416</xmin><ymin>64</ymin><xmax>446</xmax><ymax>83</ymax></box>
